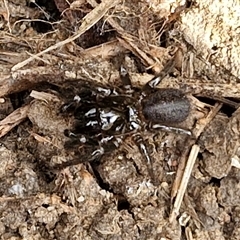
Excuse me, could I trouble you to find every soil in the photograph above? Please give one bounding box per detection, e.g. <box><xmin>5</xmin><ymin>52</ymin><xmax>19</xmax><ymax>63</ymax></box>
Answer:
<box><xmin>0</xmin><ymin>0</ymin><xmax>240</xmax><ymax>239</ymax></box>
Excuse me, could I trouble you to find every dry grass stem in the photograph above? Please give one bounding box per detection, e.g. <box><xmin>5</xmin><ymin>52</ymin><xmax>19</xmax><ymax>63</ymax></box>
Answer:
<box><xmin>11</xmin><ymin>0</ymin><xmax>120</xmax><ymax>71</ymax></box>
<box><xmin>169</xmin><ymin>144</ymin><xmax>200</xmax><ymax>223</ymax></box>
<box><xmin>170</xmin><ymin>102</ymin><xmax>223</xmax><ymax>212</ymax></box>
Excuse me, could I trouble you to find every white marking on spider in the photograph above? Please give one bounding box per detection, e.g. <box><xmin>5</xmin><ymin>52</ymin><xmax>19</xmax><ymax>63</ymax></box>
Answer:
<box><xmin>74</xmin><ymin>95</ymin><xmax>81</xmax><ymax>102</ymax></box>
<box><xmin>84</xmin><ymin>108</ymin><xmax>97</xmax><ymax>117</ymax></box>
<box><xmin>86</xmin><ymin>120</ymin><xmax>98</xmax><ymax>126</ymax></box>
<box><xmin>100</xmin><ymin>109</ymin><xmax>121</xmax><ymax>130</ymax></box>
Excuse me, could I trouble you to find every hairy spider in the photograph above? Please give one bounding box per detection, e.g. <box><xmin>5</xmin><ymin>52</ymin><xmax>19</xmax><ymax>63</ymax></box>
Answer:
<box><xmin>61</xmin><ymin>66</ymin><xmax>191</xmax><ymax>182</ymax></box>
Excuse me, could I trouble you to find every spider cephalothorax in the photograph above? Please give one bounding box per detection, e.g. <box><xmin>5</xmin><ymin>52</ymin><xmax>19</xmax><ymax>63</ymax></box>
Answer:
<box><xmin>61</xmin><ymin>68</ymin><xmax>191</xmax><ymax>181</ymax></box>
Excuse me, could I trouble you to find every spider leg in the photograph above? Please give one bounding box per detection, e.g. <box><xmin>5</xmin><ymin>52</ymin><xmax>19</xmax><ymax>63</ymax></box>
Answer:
<box><xmin>50</xmin><ymin>148</ymin><xmax>104</xmax><ymax>170</ymax></box>
<box><xmin>90</xmin><ymin>146</ymin><xmax>104</xmax><ymax>160</ymax></box>
<box><xmin>150</xmin><ymin>124</ymin><xmax>192</xmax><ymax>136</ymax></box>
<box><xmin>144</xmin><ymin>57</ymin><xmax>176</xmax><ymax>90</ymax></box>
<box><xmin>61</xmin><ymin>95</ymin><xmax>81</xmax><ymax>113</ymax></box>
<box><xmin>133</xmin><ymin>134</ymin><xmax>157</xmax><ymax>184</ymax></box>
<box><xmin>120</xmin><ymin>65</ymin><xmax>132</xmax><ymax>86</ymax></box>
<box><xmin>85</xmin><ymin>135</ymin><xmax>123</xmax><ymax>162</ymax></box>
<box><xmin>119</xmin><ymin>65</ymin><xmax>135</xmax><ymax>95</ymax></box>
<box><xmin>56</xmin><ymin>134</ymin><xmax>105</xmax><ymax>170</ymax></box>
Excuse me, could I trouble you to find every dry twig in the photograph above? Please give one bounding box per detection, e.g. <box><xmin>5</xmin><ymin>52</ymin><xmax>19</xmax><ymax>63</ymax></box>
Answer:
<box><xmin>0</xmin><ymin>105</ymin><xmax>29</xmax><ymax>138</ymax></box>
<box><xmin>169</xmin><ymin>102</ymin><xmax>223</xmax><ymax>222</ymax></box>
<box><xmin>169</xmin><ymin>144</ymin><xmax>200</xmax><ymax>223</ymax></box>
<box><xmin>11</xmin><ymin>0</ymin><xmax>120</xmax><ymax>71</ymax></box>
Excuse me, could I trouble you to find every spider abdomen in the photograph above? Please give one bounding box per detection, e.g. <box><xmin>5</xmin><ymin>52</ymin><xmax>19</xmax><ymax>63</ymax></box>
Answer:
<box><xmin>142</xmin><ymin>88</ymin><xmax>190</xmax><ymax>124</ymax></box>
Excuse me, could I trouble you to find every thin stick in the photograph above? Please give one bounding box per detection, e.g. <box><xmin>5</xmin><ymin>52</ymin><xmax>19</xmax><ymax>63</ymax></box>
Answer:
<box><xmin>169</xmin><ymin>144</ymin><xmax>200</xmax><ymax>222</ymax></box>
<box><xmin>4</xmin><ymin>0</ymin><xmax>11</xmax><ymax>33</ymax></box>
<box><xmin>171</xmin><ymin>102</ymin><xmax>223</xmax><ymax>200</ymax></box>
<box><xmin>11</xmin><ymin>0</ymin><xmax>120</xmax><ymax>71</ymax></box>
<box><xmin>170</xmin><ymin>102</ymin><xmax>223</xmax><ymax>222</ymax></box>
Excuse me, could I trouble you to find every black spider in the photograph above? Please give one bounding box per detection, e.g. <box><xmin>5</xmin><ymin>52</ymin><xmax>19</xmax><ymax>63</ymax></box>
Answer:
<box><xmin>61</xmin><ymin>66</ymin><xmax>191</xmax><ymax>182</ymax></box>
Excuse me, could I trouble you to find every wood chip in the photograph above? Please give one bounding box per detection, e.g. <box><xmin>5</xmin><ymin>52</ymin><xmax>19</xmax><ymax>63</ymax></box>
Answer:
<box><xmin>30</xmin><ymin>90</ymin><xmax>60</xmax><ymax>103</ymax></box>
<box><xmin>0</xmin><ymin>105</ymin><xmax>29</xmax><ymax>138</ymax></box>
